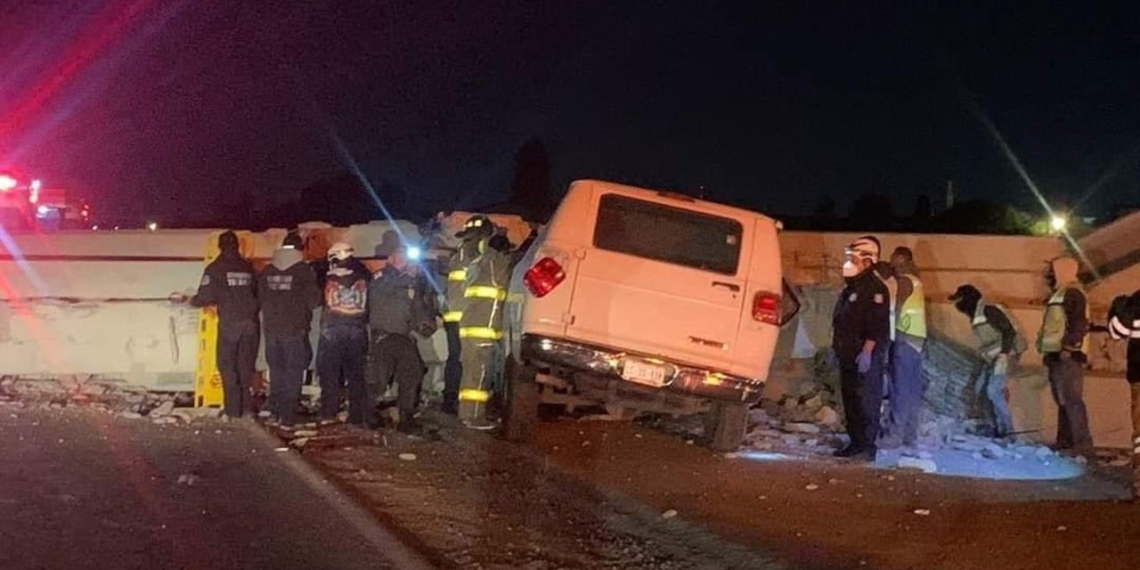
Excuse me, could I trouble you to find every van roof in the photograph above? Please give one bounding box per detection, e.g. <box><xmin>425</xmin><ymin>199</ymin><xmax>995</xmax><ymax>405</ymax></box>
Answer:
<box><xmin>570</xmin><ymin>179</ymin><xmax>781</xmax><ymax>228</ymax></box>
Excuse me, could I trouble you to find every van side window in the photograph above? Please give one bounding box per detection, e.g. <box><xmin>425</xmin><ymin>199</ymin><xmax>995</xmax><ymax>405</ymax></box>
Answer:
<box><xmin>593</xmin><ymin>194</ymin><xmax>743</xmax><ymax>275</ymax></box>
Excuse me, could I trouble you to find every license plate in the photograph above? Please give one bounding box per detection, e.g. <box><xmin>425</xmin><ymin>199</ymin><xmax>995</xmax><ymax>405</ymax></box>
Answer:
<box><xmin>621</xmin><ymin>360</ymin><xmax>667</xmax><ymax>387</ymax></box>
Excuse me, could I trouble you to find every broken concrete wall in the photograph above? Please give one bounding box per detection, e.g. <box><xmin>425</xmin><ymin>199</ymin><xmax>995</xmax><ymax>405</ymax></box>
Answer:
<box><xmin>773</xmin><ymin>230</ymin><xmax>1133</xmax><ymax>448</ymax></box>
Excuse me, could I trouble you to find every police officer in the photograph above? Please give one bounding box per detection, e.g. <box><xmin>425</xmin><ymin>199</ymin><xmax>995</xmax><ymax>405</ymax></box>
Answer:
<box><xmin>457</xmin><ymin>225</ymin><xmax>512</xmax><ymax>430</ymax></box>
<box><xmin>259</xmin><ymin>232</ymin><xmax>321</xmax><ymax>428</ymax></box>
<box><xmin>832</xmin><ymin>236</ymin><xmax>891</xmax><ymax>461</ymax></box>
<box><xmin>318</xmin><ymin>242</ymin><xmax>372</xmax><ymax>427</ymax></box>
<box><xmin>1106</xmin><ymin>290</ymin><xmax>1140</xmax><ymax>499</ymax></box>
<box><xmin>173</xmin><ymin>231</ymin><xmax>259</xmax><ymax>419</ymax></box>
<box><xmin>949</xmin><ymin>284</ymin><xmax>1025</xmax><ymax>439</ymax></box>
<box><xmin>441</xmin><ymin>215</ymin><xmax>495</xmax><ymax>415</ymax></box>
<box><xmin>368</xmin><ymin>245</ymin><xmax>437</xmax><ymax>434</ymax></box>
<box><xmin>1037</xmin><ymin>256</ymin><xmax>1093</xmax><ymax>456</ymax></box>
<box><xmin>882</xmin><ymin>246</ymin><xmax>927</xmax><ymax>448</ymax></box>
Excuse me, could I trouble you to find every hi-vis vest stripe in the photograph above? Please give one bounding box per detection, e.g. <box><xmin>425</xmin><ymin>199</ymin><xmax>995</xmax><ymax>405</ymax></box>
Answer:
<box><xmin>896</xmin><ymin>274</ymin><xmax>927</xmax><ymax>338</ymax></box>
<box><xmin>1108</xmin><ymin>316</ymin><xmax>1140</xmax><ymax>340</ymax></box>
<box><xmin>465</xmin><ymin>285</ymin><xmax>506</xmax><ymax>301</ymax></box>
<box><xmin>1039</xmin><ymin>285</ymin><xmax>1090</xmax><ymax>354</ymax></box>
<box><xmin>459</xmin><ymin>388</ymin><xmax>490</xmax><ymax>403</ymax></box>
<box><xmin>448</xmin><ymin>269</ymin><xmax>467</xmax><ymax>282</ymax></box>
<box><xmin>443</xmin><ymin>311</ymin><xmax>464</xmax><ymax>323</ymax></box>
<box><xmin>459</xmin><ymin>326</ymin><xmax>503</xmax><ymax>340</ymax></box>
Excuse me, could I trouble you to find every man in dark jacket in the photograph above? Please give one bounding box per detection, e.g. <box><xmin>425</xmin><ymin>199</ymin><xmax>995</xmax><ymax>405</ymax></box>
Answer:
<box><xmin>318</xmin><ymin>242</ymin><xmax>371</xmax><ymax>426</ymax></box>
<box><xmin>949</xmin><ymin>284</ymin><xmax>1025</xmax><ymax>438</ymax></box>
<box><xmin>832</xmin><ymin>236</ymin><xmax>891</xmax><ymax>461</ymax></box>
<box><xmin>259</xmin><ymin>233</ymin><xmax>321</xmax><ymax>428</ymax></box>
<box><xmin>368</xmin><ymin>246</ymin><xmax>437</xmax><ymax>433</ymax></box>
<box><xmin>175</xmin><ymin>230</ymin><xmax>259</xmax><ymax>419</ymax></box>
<box><xmin>1106</xmin><ymin>291</ymin><xmax>1140</xmax><ymax>500</ymax></box>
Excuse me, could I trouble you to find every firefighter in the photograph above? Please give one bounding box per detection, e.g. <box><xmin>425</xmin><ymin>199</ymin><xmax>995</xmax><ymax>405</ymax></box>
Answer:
<box><xmin>1106</xmin><ymin>291</ymin><xmax>1140</xmax><ymax>500</ymax></box>
<box><xmin>949</xmin><ymin>284</ymin><xmax>1025</xmax><ymax>438</ymax></box>
<box><xmin>832</xmin><ymin>236</ymin><xmax>891</xmax><ymax>461</ymax></box>
<box><xmin>258</xmin><ymin>232</ymin><xmax>321</xmax><ymax>428</ymax></box>
<box><xmin>440</xmin><ymin>215</ymin><xmax>495</xmax><ymax>415</ymax></box>
<box><xmin>318</xmin><ymin>242</ymin><xmax>372</xmax><ymax>427</ymax></box>
<box><xmin>1036</xmin><ymin>256</ymin><xmax>1093</xmax><ymax>456</ymax></box>
<box><xmin>173</xmin><ymin>231</ymin><xmax>259</xmax><ymax>419</ymax></box>
<box><xmin>881</xmin><ymin>246</ymin><xmax>927</xmax><ymax>448</ymax></box>
<box><xmin>457</xmin><ymin>225</ymin><xmax>512</xmax><ymax>430</ymax></box>
<box><xmin>368</xmin><ymin>245</ymin><xmax>437</xmax><ymax>434</ymax></box>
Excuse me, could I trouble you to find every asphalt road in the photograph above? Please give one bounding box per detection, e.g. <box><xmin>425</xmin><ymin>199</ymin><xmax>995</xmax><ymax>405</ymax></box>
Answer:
<box><xmin>0</xmin><ymin>406</ymin><xmax>431</xmax><ymax>570</ymax></box>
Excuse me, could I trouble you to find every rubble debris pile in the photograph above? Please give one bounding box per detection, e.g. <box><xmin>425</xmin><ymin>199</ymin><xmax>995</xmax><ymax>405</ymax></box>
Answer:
<box><xmin>0</xmin><ymin>375</ymin><xmax>219</xmax><ymax>424</ymax></box>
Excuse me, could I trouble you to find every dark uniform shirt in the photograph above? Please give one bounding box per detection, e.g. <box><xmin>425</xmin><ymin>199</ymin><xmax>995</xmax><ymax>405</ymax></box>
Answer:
<box><xmin>191</xmin><ymin>251</ymin><xmax>258</xmax><ymax>325</ymax></box>
<box><xmin>1109</xmin><ymin>291</ymin><xmax>1140</xmax><ymax>384</ymax></box>
<box><xmin>832</xmin><ymin>270</ymin><xmax>891</xmax><ymax>361</ymax></box>
<box><xmin>258</xmin><ymin>252</ymin><xmax>322</xmax><ymax>339</ymax></box>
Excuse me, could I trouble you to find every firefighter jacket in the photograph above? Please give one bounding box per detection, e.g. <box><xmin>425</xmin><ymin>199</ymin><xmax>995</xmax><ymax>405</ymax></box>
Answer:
<box><xmin>1038</xmin><ymin>283</ymin><xmax>1090</xmax><ymax>358</ymax></box>
<box><xmin>443</xmin><ymin>243</ymin><xmax>478</xmax><ymax>324</ymax></box>
<box><xmin>1108</xmin><ymin>291</ymin><xmax>1140</xmax><ymax>384</ymax></box>
<box><xmin>458</xmin><ymin>246</ymin><xmax>512</xmax><ymax>343</ymax></box>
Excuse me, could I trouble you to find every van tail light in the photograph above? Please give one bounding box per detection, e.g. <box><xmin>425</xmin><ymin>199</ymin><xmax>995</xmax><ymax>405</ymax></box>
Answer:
<box><xmin>524</xmin><ymin>257</ymin><xmax>566</xmax><ymax>298</ymax></box>
<box><xmin>752</xmin><ymin>291</ymin><xmax>782</xmax><ymax>325</ymax></box>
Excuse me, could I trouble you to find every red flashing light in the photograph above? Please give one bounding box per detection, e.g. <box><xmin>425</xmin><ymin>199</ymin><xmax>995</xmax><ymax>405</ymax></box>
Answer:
<box><xmin>524</xmin><ymin>257</ymin><xmax>566</xmax><ymax>298</ymax></box>
<box><xmin>0</xmin><ymin>174</ymin><xmax>16</xmax><ymax>191</ymax></box>
<box><xmin>752</xmin><ymin>291</ymin><xmax>782</xmax><ymax>325</ymax></box>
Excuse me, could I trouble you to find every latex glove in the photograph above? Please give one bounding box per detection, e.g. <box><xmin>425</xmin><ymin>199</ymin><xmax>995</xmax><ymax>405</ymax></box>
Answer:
<box><xmin>856</xmin><ymin>350</ymin><xmax>873</xmax><ymax>374</ymax></box>
<box><xmin>992</xmin><ymin>354</ymin><xmax>1009</xmax><ymax>376</ymax></box>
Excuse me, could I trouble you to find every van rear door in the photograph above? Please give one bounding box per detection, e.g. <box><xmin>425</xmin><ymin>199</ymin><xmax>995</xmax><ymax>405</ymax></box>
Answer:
<box><xmin>566</xmin><ymin>191</ymin><xmax>751</xmax><ymax>372</ymax></box>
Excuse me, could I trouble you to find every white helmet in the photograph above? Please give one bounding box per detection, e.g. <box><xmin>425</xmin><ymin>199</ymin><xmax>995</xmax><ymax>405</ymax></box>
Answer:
<box><xmin>842</xmin><ymin>236</ymin><xmax>880</xmax><ymax>277</ymax></box>
<box><xmin>327</xmin><ymin>242</ymin><xmax>355</xmax><ymax>262</ymax></box>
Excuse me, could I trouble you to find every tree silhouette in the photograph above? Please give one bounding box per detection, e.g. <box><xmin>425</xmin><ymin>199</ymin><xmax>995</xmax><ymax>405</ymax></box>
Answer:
<box><xmin>812</xmin><ymin>194</ymin><xmax>837</xmax><ymax>217</ymax></box>
<box><xmin>847</xmin><ymin>192</ymin><xmax>894</xmax><ymax>230</ymax></box>
<box><xmin>507</xmin><ymin>138</ymin><xmax>557</xmax><ymax>222</ymax></box>
<box><xmin>912</xmin><ymin>194</ymin><xmax>933</xmax><ymax>218</ymax></box>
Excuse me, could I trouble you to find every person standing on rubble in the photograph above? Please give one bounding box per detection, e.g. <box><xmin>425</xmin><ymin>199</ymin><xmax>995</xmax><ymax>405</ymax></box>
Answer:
<box><xmin>457</xmin><ymin>223</ymin><xmax>513</xmax><ymax>430</ymax></box>
<box><xmin>258</xmin><ymin>232</ymin><xmax>322</xmax><ymax>428</ymax></box>
<box><xmin>1036</xmin><ymin>256</ymin><xmax>1094</xmax><ymax>457</ymax></box>
<box><xmin>318</xmin><ymin>242</ymin><xmax>372</xmax><ymax>427</ymax></box>
<box><xmin>173</xmin><ymin>230</ymin><xmax>259</xmax><ymax>419</ymax></box>
<box><xmin>439</xmin><ymin>215</ymin><xmax>495</xmax><ymax>415</ymax></box>
<box><xmin>949</xmin><ymin>284</ymin><xmax>1025</xmax><ymax>439</ymax></box>
<box><xmin>831</xmin><ymin>236</ymin><xmax>891</xmax><ymax>460</ymax></box>
<box><xmin>1105</xmin><ymin>290</ymin><xmax>1140</xmax><ymax>500</ymax></box>
<box><xmin>368</xmin><ymin>245</ymin><xmax>437</xmax><ymax>434</ymax></box>
<box><xmin>881</xmin><ymin>247</ymin><xmax>927</xmax><ymax>448</ymax></box>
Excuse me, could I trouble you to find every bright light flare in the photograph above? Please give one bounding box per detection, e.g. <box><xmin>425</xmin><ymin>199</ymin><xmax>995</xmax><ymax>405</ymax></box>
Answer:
<box><xmin>1050</xmin><ymin>215</ymin><xmax>1068</xmax><ymax>232</ymax></box>
<box><xmin>407</xmin><ymin>246</ymin><xmax>422</xmax><ymax>260</ymax></box>
<box><xmin>0</xmin><ymin>174</ymin><xmax>17</xmax><ymax>191</ymax></box>
<box><xmin>146</xmin><ymin>221</ymin><xmax>158</xmax><ymax>231</ymax></box>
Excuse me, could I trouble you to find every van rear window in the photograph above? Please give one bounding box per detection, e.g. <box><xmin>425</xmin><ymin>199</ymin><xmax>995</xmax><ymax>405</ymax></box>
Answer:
<box><xmin>593</xmin><ymin>194</ymin><xmax>743</xmax><ymax>275</ymax></box>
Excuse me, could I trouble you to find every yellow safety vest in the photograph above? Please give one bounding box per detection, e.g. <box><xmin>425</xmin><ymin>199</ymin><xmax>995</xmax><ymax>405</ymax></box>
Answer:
<box><xmin>1038</xmin><ymin>285</ymin><xmax>1090</xmax><ymax>354</ymax></box>
<box><xmin>896</xmin><ymin>273</ymin><xmax>927</xmax><ymax>339</ymax></box>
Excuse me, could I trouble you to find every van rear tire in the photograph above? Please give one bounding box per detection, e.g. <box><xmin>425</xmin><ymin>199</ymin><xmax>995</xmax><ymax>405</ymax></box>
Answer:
<box><xmin>703</xmin><ymin>402</ymin><xmax>748</xmax><ymax>452</ymax></box>
<box><xmin>503</xmin><ymin>356</ymin><xmax>539</xmax><ymax>442</ymax></box>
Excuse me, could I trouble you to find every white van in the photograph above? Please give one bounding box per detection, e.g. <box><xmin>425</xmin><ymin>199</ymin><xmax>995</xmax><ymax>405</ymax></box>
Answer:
<box><xmin>503</xmin><ymin>179</ymin><xmax>798</xmax><ymax>450</ymax></box>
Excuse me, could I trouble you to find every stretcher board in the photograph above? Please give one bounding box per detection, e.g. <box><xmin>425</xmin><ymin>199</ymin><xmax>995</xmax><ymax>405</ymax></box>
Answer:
<box><xmin>194</xmin><ymin>231</ymin><xmax>257</xmax><ymax>408</ymax></box>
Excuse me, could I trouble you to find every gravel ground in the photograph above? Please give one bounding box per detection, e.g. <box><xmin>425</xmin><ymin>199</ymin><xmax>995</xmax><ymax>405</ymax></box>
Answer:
<box><xmin>291</xmin><ymin>416</ymin><xmax>784</xmax><ymax>570</ymax></box>
<box><xmin>289</xmin><ymin>412</ymin><xmax>1139</xmax><ymax>570</ymax></box>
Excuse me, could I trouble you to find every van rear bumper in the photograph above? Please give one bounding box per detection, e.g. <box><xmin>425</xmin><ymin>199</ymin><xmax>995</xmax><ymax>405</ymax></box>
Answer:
<box><xmin>519</xmin><ymin>335</ymin><xmax>763</xmax><ymax>404</ymax></box>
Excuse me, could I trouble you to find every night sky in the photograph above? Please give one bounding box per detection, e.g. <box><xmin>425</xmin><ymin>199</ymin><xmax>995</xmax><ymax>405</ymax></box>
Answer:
<box><xmin>3</xmin><ymin>0</ymin><xmax>1139</xmax><ymax>226</ymax></box>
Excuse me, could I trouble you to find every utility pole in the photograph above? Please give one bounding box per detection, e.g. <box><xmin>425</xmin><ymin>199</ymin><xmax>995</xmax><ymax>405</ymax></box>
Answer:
<box><xmin>946</xmin><ymin>180</ymin><xmax>955</xmax><ymax>211</ymax></box>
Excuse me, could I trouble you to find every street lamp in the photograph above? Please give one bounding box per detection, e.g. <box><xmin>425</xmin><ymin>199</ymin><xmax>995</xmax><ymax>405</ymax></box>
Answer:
<box><xmin>1050</xmin><ymin>215</ymin><xmax>1068</xmax><ymax>233</ymax></box>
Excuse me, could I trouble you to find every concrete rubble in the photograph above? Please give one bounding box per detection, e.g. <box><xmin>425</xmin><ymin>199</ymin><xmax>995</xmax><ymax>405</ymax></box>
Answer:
<box><xmin>0</xmin><ymin>375</ymin><xmax>222</xmax><ymax>427</ymax></box>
